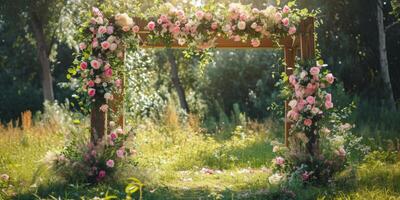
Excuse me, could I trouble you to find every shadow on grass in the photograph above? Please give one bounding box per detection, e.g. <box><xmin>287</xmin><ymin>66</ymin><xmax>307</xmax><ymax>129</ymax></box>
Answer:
<box><xmin>193</xmin><ymin>139</ymin><xmax>274</xmax><ymax>169</ymax></box>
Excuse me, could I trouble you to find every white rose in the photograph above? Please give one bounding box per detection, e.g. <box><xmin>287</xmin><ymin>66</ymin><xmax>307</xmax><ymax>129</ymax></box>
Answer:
<box><xmin>237</xmin><ymin>21</ymin><xmax>246</xmax><ymax>30</ymax></box>
<box><xmin>300</xmin><ymin>71</ymin><xmax>308</xmax><ymax>79</ymax></box>
<box><xmin>288</xmin><ymin>100</ymin><xmax>297</xmax><ymax>109</ymax></box>
<box><xmin>115</xmin><ymin>13</ymin><xmax>134</xmax><ymax>28</ymax></box>
<box><xmin>268</xmin><ymin>173</ymin><xmax>284</xmax><ymax>185</ymax></box>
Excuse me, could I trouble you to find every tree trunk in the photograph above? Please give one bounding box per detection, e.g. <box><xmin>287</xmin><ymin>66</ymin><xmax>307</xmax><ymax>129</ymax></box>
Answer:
<box><xmin>166</xmin><ymin>50</ymin><xmax>190</xmax><ymax>113</ymax></box>
<box><xmin>30</xmin><ymin>12</ymin><xmax>55</xmax><ymax>102</ymax></box>
<box><xmin>377</xmin><ymin>0</ymin><xmax>396</xmax><ymax>111</ymax></box>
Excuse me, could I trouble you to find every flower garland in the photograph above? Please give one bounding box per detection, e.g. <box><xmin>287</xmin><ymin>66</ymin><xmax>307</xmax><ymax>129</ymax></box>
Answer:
<box><xmin>268</xmin><ymin>60</ymin><xmax>349</xmax><ymax>187</ymax></box>
<box><xmin>145</xmin><ymin>3</ymin><xmax>301</xmax><ymax>49</ymax></box>
<box><xmin>66</xmin><ymin>3</ymin><xmax>311</xmax><ymax>183</ymax></box>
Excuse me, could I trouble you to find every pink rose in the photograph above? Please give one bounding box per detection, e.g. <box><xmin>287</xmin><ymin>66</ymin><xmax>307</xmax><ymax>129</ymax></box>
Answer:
<box><xmin>90</xmin><ymin>60</ymin><xmax>101</xmax><ymax>69</ymax></box>
<box><xmin>337</xmin><ymin>147</ymin><xmax>346</xmax><ymax>157</ymax></box>
<box><xmin>195</xmin><ymin>10</ymin><xmax>204</xmax><ymax>20</ymax></box>
<box><xmin>205</xmin><ymin>13</ymin><xmax>213</xmax><ymax>21</ymax></box>
<box><xmin>304</xmin><ymin>119</ymin><xmax>312</xmax><ymax>126</ymax></box>
<box><xmin>80</xmin><ymin>62</ymin><xmax>88</xmax><ymax>70</ymax></box>
<box><xmin>325</xmin><ymin>93</ymin><xmax>332</xmax><ymax>102</ymax></box>
<box><xmin>104</xmin><ymin>67</ymin><xmax>113</xmax><ymax>78</ymax></box>
<box><xmin>282</xmin><ymin>18</ymin><xmax>289</xmax><ymax>27</ymax></box>
<box><xmin>287</xmin><ymin>110</ymin><xmax>299</xmax><ymax>121</ymax></box>
<box><xmin>211</xmin><ymin>22</ymin><xmax>218</xmax><ymax>30</ymax></box>
<box><xmin>100</xmin><ymin>104</ymin><xmax>108</xmax><ymax>112</ymax></box>
<box><xmin>107</xmin><ymin>26</ymin><xmax>114</xmax><ymax>34</ymax></box>
<box><xmin>88</xmin><ymin>88</ymin><xmax>96</xmax><ymax>97</ymax></box>
<box><xmin>132</xmin><ymin>25</ymin><xmax>140</xmax><ymax>33</ymax></box>
<box><xmin>326</xmin><ymin>73</ymin><xmax>335</xmax><ymax>84</ymax></box>
<box><xmin>275</xmin><ymin>12</ymin><xmax>282</xmax><ymax>23</ymax></box>
<box><xmin>101</xmin><ymin>41</ymin><xmax>110</xmax><ymax>50</ymax></box>
<box><xmin>91</xmin><ymin>150</ymin><xmax>97</xmax><ymax>157</ymax></box>
<box><xmin>310</xmin><ymin>67</ymin><xmax>320</xmax><ymax>76</ymax></box>
<box><xmin>288</xmin><ymin>99</ymin><xmax>298</xmax><ymax>109</ymax></box>
<box><xmin>116</xmin><ymin>149</ymin><xmax>125</xmax><ymax>158</ymax></box>
<box><xmin>251</xmin><ymin>38</ymin><xmax>261</xmax><ymax>47</ymax></box>
<box><xmin>160</xmin><ymin>15</ymin><xmax>168</xmax><ymax>23</ymax></box>
<box><xmin>306</xmin><ymin>96</ymin><xmax>315</xmax><ymax>105</ymax></box>
<box><xmin>115</xmin><ymin>79</ymin><xmax>122</xmax><ymax>87</ymax></box>
<box><xmin>288</xmin><ymin>26</ymin><xmax>297</xmax><ymax>35</ymax></box>
<box><xmin>147</xmin><ymin>21</ymin><xmax>156</xmax><ymax>31</ymax></box>
<box><xmin>106</xmin><ymin>159</ymin><xmax>115</xmax><ymax>168</ymax></box>
<box><xmin>289</xmin><ymin>75</ymin><xmax>297</xmax><ymax>86</ymax></box>
<box><xmin>87</xmin><ymin>80</ymin><xmax>95</xmax><ymax>87</ymax></box>
<box><xmin>297</xmin><ymin>99</ymin><xmax>306</xmax><ymax>110</ymax></box>
<box><xmin>110</xmin><ymin>132</ymin><xmax>118</xmax><ymax>140</ymax></box>
<box><xmin>325</xmin><ymin>100</ymin><xmax>333</xmax><ymax>109</ymax></box>
<box><xmin>92</xmin><ymin>40</ymin><xmax>99</xmax><ymax>48</ymax></box>
<box><xmin>79</xmin><ymin>42</ymin><xmax>87</xmax><ymax>50</ymax></box>
<box><xmin>275</xmin><ymin>156</ymin><xmax>285</xmax><ymax>166</ymax></box>
<box><xmin>98</xmin><ymin>170</ymin><xmax>106</xmax><ymax>178</ymax></box>
<box><xmin>98</xmin><ymin>26</ymin><xmax>107</xmax><ymax>34</ymax></box>
<box><xmin>283</xmin><ymin>6</ymin><xmax>291</xmax><ymax>13</ymax></box>
<box><xmin>302</xmin><ymin>171</ymin><xmax>310</xmax><ymax>181</ymax></box>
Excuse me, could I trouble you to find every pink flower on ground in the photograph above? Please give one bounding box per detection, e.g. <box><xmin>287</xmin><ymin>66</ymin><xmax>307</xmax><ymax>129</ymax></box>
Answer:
<box><xmin>100</xmin><ymin>104</ymin><xmax>108</xmax><ymax>112</ymax></box>
<box><xmin>79</xmin><ymin>42</ymin><xmax>87</xmax><ymax>50</ymax></box>
<box><xmin>147</xmin><ymin>21</ymin><xmax>156</xmax><ymax>31</ymax></box>
<box><xmin>1</xmin><ymin>174</ymin><xmax>9</xmax><ymax>181</ymax></box>
<box><xmin>132</xmin><ymin>25</ymin><xmax>140</xmax><ymax>33</ymax></box>
<box><xmin>87</xmin><ymin>80</ymin><xmax>95</xmax><ymax>87</ymax></box>
<box><xmin>302</xmin><ymin>171</ymin><xmax>310</xmax><ymax>181</ymax></box>
<box><xmin>90</xmin><ymin>60</ymin><xmax>101</xmax><ymax>69</ymax></box>
<box><xmin>98</xmin><ymin>170</ymin><xmax>106</xmax><ymax>178</ymax></box>
<box><xmin>325</xmin><ymin>73</ymin><xmax>335</xmax><ymax>84</ymax></box>
<box><xmin>282</xmin><ymin>18</ymin><xmax>289</xmax><ymax>27</ymax></box>
<box><xmin>309</xmin><ymin>67</ymin><xmax>320</xmax><ymax>76</ymax></box>
<box><xmin>306</xmin><ymin>96</ymin><xmax>316</xmax><ymax>105</ymax></box>
<box><xmin>304</xmin><ymin>119</ymin><xmax>312</xmax><ymax>127</ymax></box>
<box><xmin>107</xmin><ymin>26</ymin><xmax>114</xmax><ymax>34</ymax></box>
<box><xmin>251</xmin><ymin>38</ymin><xmax>261</xmax><ymax>47</ymax></box>
<box><xmin>116</xmin><ymin>149</ymin><xmax>125</xmax><ymax>158</ymax></box>
<box><xmin>101</xmin><ymin>41</ymin><xmax>110</xmax><ymax>50</ymax></box>
<box><xmin>288</xmin><ymin>26</ymin><xmax>297</xmax><ymax>35</ymax></box>
<box><xmin>98</xmin><ymin>26</ymin><xmax>107</xmax><ymax>34</ymax></box>
<box><xmin>80</xmin><ymin>62</ymin><xmax>88</xmax><ymax>70</ymax></box>
<box><xmin>91</xmin><ymin>150</ymin><xmax>97</xmax><ymax>157</ymax></box>
<box><xmin>283</xmin><ymin>6</ymin><xmax>291</xmax><ymax>13</ymax></box>
<box><xmin>88</xmin><ymin>88</ymin><xmax>96</xmax><ymax>97</ymax></box>
<box><xmin>275</xmin><ymin>156</ymin><xmax>285</xmax><ymax>166</ymax></box>
<box><xmin>104</xmin><ymin>67</ymin><xmax>113</xmax><ymax>78</ymax></box>
<box><xmin>106</xmin><ymin>159</ymin><xmax>115</xmax><ymax>168</ymax></box>
<box><xmin>211</xmin><ymin>22</ymin><xmax>218</xmax><ymax>30</ymax></box>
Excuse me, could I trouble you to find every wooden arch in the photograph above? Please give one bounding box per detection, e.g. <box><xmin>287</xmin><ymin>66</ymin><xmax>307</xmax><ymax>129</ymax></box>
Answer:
<box><xmin>91</xmin><ymin>17</ymin><xmax>315</xmax><ymax>147</ymax></box>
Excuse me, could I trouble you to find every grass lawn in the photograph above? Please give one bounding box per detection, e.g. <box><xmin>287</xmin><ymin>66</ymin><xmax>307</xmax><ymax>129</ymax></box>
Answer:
<box><xmin>0</xmin><ymin>115</ymin><xmax>399</xmax><ymax>199</ymax></box>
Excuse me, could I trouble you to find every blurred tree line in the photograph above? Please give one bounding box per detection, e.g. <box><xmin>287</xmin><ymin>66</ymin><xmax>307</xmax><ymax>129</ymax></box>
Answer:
<box><xmin>0</xmin><ymin>0</ymin><xmax>399</xmax><ymax>123</ymax></box>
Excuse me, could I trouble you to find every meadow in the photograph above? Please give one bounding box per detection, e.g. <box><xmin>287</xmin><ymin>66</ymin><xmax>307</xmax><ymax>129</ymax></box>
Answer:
<box><xmin>0</xmin><ymin>103</ymin><xmax>399</xmax><ymax>200</ymax></box>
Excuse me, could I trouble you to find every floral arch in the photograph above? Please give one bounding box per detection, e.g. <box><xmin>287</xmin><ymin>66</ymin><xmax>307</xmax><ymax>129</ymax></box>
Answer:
<box><xmin>67</xmin><ymin>3</ymin><xmax>341</xmax><ymax>183</ymax></box>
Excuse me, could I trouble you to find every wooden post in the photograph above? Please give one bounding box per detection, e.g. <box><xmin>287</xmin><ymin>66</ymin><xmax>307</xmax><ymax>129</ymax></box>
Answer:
<box><xmin>284</xmin><ymin>47</ymin><xmax>296</xmax><ymax>147</ymax></box>
<box><xmin>300</xmin><ymin>18</ymin><xmax>315</xmax><ymax>60</ymax></box>
<box><xmin>91</xmin><ymin>101</ymin><xmax>107</xmax><ymax>144</ymax></box>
